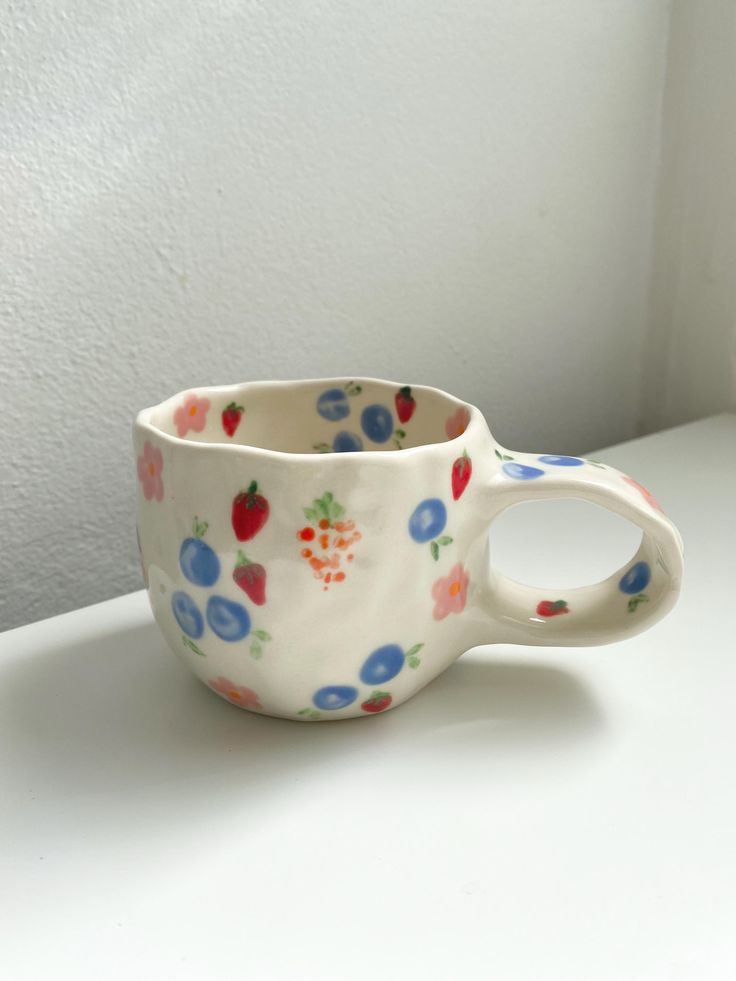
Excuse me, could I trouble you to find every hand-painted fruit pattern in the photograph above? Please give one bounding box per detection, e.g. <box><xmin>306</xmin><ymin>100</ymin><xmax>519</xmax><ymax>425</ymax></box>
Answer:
<box><xmin>451</xmin><ymin>450</ymin><xmax>472</xmax><ymax>500</ymax></box>
<box><xmin>394</xmin><ymin>386</ymin><xmax>416</xmax><ymax>423</ymax></box>
<box><xmin>408</xmin><ymin>497</ymin><xmax>454</xmax><ymax>561</ymax></box>
<box><xmin>139</xmin><ymin>394</ymin><xmax>671</xmax><ymax>720</ymax></box>
<box><xmin>495</xmin><ymin>449</ymin><xmax>666</xmax><ymax>517</ymax></box>
<box><xmin>619</xmin><ymin>561</ymin><xmax>651</xmax><ymax>612</ymax></box>
<box><xmin>172</xmin><ymin>590</ymin><xmax>204</xmax><ymax>639</ymax></box>
<box><xmin>172</xmin><ymin>514</ymin><xmax>272</xmax><ymax>663</ymax></box>
<box><xmin>232</xmin><ymin>481</ymin><xmax>270</xmax><ymax>541</ymax></box>
<box><xmin>298</xmin><ymin>641</ymin><xmax>424</xmax><ymax>719</ymax></box>
<box><xmin>179</xmin><ymin>517</ymin><xmax>220</xmax><ymax>587</ymax></box>
<box><xmin>537</xmin><ymin>599</ymin><xmax>569</xmax><ymax>618</ymax></box>
<box><xmin>232</xmin><ymin>551</ymin><xmax>267</xmax><ymax>605</ymax></box>
<box><xmin>221</xmin><ymin>402</ymin><xmax>244</xmax><ymax>437</ymax></box>
<box><xmin>207</xmin><ymin>595</ymin><xmax>251</xmax><ymax>641</ymax></box>
<box><xmin>316</xmin><ymin>381</ymin><xmax>362</xmax><ymax>421</ymax></box>
<box><xmin>361</xmin><ymin>404</ymin><xmax>394</xmax><ymax>444</ymax></box>
<box><xmin>297</xmin><ymin>491</ymin><xmax>361</xmax><ymax>589</ymax></box>
<box><xmin>312</xmin><ymin>381</ymin><xmax>414</xmax><ymax>452</ymax></box>
<box><xmin>362</xmin><ymin>691</ymin><xmax>392</xmax><ymax>713</ymax></box>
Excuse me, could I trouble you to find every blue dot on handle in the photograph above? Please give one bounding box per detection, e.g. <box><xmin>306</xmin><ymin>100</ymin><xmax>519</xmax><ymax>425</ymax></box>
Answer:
<box><xmin>171</xmin><ymin>591</ymin><xmax>204</xmax><ymax>639</ymax></box>
<box><xmin>538</xmin><ymin>455</ymin><xmax>585</xmax><ymax>467</ymax></box>
<box><xmin>313</xmin><ymin>686</ymin><xmax>359</xmax><ymax>710</ymax></box>
<box><xmin>333</xmin><ymin>431</ymin><xmax>363</xmax><ymax>452</ymax></box>
<box><xmin>361</xmin><ymin>405</ymin><xmax>394</xmax><ymax>443</ymax></box>
<box><xmin>317</xmin><ymin>388</ymin><xmax>350</xmax><ymax>422</ymax></box>
<box><xmin>502</xmin><ymin>462</ymin><xmax>545</xmax><ymax>480</ymax></box>
<box><xmin>206</xmin><ymin>595</ymin><xmax>251</xmax><ymax>641</ymax></box>
<box><xmin>619</xmin><ymin>561</ymin><xmax>651</xmax><ymax>594</ymax></box>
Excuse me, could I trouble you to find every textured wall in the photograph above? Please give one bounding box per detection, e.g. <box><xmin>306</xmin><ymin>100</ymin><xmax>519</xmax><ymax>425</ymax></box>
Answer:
<box><xmin>642</xmin><ymin>0</ymin><xmax>736</xmax><ymax>432</ymax></box>
<box><xmin>0</xmin><ymin>1</ymin><xmax>670</xmax><ymax>629</ymax></box>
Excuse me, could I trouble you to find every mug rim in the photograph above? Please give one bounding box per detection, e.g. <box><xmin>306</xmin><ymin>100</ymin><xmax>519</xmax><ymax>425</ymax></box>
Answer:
<box><xmin>134</xmin><ymin>376</ymin><xmax>481</xmax><ymax>462</ymax></box>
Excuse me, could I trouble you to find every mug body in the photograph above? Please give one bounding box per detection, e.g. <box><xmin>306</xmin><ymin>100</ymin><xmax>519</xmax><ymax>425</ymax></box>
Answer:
<box><xmin>135</xmin><ymin>379</ymin><xmax>495</xmax><ymax>720</ymax></box>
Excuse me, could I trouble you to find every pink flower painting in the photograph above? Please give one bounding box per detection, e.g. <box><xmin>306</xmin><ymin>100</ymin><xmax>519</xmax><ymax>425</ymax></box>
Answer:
<box><xmin>136</xmin><ymin>440</ymin><xmax>164</xmax><ymax>501</ymax></box>
<box><xmin>432</xmin><ymin>562</ymin><xmax>469</xmax><ymax>620</ymax></box>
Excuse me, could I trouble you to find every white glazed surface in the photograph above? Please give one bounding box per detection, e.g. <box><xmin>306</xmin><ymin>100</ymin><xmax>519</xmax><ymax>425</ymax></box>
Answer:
<box><xmin>134</xmin><ymin>378</ymin><xmax>684</xmax><ymax>720</ymax></box>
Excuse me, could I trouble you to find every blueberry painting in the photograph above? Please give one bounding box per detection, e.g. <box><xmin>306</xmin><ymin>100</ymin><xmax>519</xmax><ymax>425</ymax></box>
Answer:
<box><xmin>206</xmin><ymin>595</ymin><xmax>251</xmax><ymax>641</ymax></box>
<box><xmin>332</xmin><ymin>431</ymin><xmax>363</xmax><ymax>452</ymax></box>
<box><xmin>538</xmin><ymin>455</ymin><xmax>584</xmax><ymax>467</ymax></box>
<box><xmin>361</xmin><ymin>404</ymin><xmax>394</xmax><ymax>443</ymax></box>
<box><xmin>317</xmin><ymin>388</ymin><xmax>350</xmax><ymax>422</ymax></box>
<box><xmin>408</xmin><ymin>499</ymin><xmax>447</xmax><ymax>543</ymax></box>
<box><xmin>618</xmin><ymin>561</ymin><xmax>651</xmax><ymax>595</ymax></box>
<box><xmin>172</xmin><ymin>591</ymin><xmax>204</xmax><ymax>639</ymax></box>
<box><xmin>179</xmin><ymin>517</ymin><xmax>220</xmax><ymax>587</ymax></box>
<box><xmin>502</xmin><ymin>462</ymin><xmax>545</xmax><ymax>480</ymax></box>
<box><xmin>313</xmin><ymin>685</ymin><xmax>359</xmax><ymax>710</ymax></box>
<box><xmin>360</xmin><ymin>644</ymin><xmax>405</xmax><ymax>685</ymax></box>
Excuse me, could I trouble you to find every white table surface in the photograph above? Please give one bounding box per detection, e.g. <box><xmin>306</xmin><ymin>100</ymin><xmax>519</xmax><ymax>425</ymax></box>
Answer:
<box><xmin>2</xmin><ymin>414</ymin><xmax>735</xmax><ymax>981</ymax></box>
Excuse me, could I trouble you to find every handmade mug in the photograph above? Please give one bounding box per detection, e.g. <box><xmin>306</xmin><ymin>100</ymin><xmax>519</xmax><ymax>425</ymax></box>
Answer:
<box><xmin>134</xmin><ymin>378</ymin><xmax>683</xmax><ymax>721</ymax></box>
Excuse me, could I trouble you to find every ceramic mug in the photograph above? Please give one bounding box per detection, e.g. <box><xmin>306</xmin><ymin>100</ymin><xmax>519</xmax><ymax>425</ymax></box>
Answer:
<box><xmin>134</xmin><ymin>378</ymin><xmax>683</xmax><ymax>721</ymax></box>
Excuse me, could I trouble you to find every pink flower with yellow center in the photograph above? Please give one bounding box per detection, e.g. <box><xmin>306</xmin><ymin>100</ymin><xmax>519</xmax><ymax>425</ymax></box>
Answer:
<box><xmin>174</xmin><ymin>393</ymin><xmax>211</xmax><ymax>438</ymax></box>
<box><xmin>208</xmin><ymin>676</ymin><xmax>262</xmax><ymax>710</ymax></box>
<box><xmin>136</xmin><ymin>440</ymin><xmax>164</xmax><ymax>501</ymax></box>
<box><xmin>432</xmin><ymin>562</ymin><xmax>469</xmax><ymax>620</ymax></box>
<box><xmin>445</xmin><ymin>406</ymin><xmax>471</xmax><ymax>439</ymax></box>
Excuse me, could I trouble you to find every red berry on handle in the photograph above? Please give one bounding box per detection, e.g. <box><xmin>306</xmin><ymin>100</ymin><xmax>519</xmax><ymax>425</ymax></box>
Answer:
<box><xmin>536</xmin><ymin>599</ymin><xmax>569</xmax><ymax>618</ymax></box>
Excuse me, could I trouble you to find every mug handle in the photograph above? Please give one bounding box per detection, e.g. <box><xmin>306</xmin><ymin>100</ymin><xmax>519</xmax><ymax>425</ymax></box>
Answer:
<box><xmin>481</xmin><ymin>452</ymin><xmax>684</xmax><ymax>646</ymax></box>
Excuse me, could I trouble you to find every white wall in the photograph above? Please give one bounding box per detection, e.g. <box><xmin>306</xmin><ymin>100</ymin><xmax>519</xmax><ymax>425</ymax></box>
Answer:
<box><xmin>0</xmin><ymin>1</ymin><xmax>671</xmax><ymax>629</ymax></box>
<box><xmin>642</xmin><ymin>0</ymin><xmax>736</xmax><ymax>432</ymax></box>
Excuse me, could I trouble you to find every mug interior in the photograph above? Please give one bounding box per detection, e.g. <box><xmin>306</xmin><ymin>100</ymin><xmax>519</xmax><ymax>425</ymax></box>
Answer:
<box><xmin>143</xmin><ymin>379</ymin><xmax>473</xmax><ymax>454</ymax></box>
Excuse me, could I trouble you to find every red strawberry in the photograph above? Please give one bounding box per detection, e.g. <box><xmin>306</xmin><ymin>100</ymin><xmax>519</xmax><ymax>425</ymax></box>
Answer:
<box><xmin>222</xmin><ymin>402</ymin><xmax>244</xmax><ymax>437</ymax></box>
<box><xmin>361</xmin><ymin>691</ymin><xmax>392</xmax><ymax>713</ymax></box>
<box><xmin>536</xmin><ymin>599</ymin><xmax>569</xmax><ymax>618</ymax></box>
<box><xmin>233</xmin><ymin>550</ymin><xmax>267</xmax><ymax>605</ymax></box>
<box><xmin>394</xmin><ymin>386</ymin><xmax>416</xmax><ymax>424</ymax></box>
<box><xmin>451</xmin><ymin>450</ymin><xmax>472</xmax><ymax>500</ymax></box>
<box><xmin>232</xmin><ymin>481</ymin><xmax>270</xmax><ymax>541</ymax></box>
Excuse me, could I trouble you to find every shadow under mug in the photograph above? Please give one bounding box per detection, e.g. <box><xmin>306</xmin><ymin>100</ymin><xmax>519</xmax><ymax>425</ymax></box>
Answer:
<box><xmin>134</xmin><ymin>378</ymin><xmax>683</xmax><ymax>721</ymax></box>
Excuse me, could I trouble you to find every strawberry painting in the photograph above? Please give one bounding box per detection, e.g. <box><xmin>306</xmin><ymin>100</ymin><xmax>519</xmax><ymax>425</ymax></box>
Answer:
<box><xmin>361</xmin><ymin>691</ymin><xmax>392</xmax><ymax>713</ymax></box>
<box><xmin>232</xmin><ymin>481</ymin><xmax>269</xmax><ymax>541</ymax></box>
<box><xmin>394</xmin><ymin>386</ymin><xmax>416</xmax><ymax>424</ymax></box>
<box><xmin>451</xmin><ymin>450</ymin><xmax>472</xmax><ymax>500</ymax></box>
<box><xmin>222</xmin><ymin>402</ymin><xmax>244</xmax><ymax>437</ymax></box>
<box><xmin>536</xmin><ymin>599</ymin><xmax>569</xmax><ymax>618</ymax></box>
<box><xmin>232</xmin><ymin>550</ymin><xmax>267</xmax><ymax>605</ymax></box>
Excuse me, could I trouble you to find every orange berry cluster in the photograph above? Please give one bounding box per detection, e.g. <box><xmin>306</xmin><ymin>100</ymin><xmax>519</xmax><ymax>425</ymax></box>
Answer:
<box><xmin>297</xmin><ymin>517</ymin><xmax>361</xmax><ymax>589</ymax></box>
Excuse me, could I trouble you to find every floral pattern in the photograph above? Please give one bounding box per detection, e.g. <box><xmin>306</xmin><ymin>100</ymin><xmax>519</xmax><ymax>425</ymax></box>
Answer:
<box><xmin>445</xmin><ymin>406</ymin><xmax>471</xmax><ymax>440</ymax></box>
<box><xmin>432</xmin><ymin>562</ymin><xmax>469</xmax><ymax>620</ymax></box>
<box><xmin>174</xmin><ymin>393</ymin><xmax>210</xmax><ymax>438</ymax></box>
<box><xmin>137</xmin><ymin>440</ymin><xmax>164</xmax><ymax>501</ymax></box>
<box><xmin>208</xmin><ymin>676</ymin><xmax>262</xmax><ymax>710</ymax></box>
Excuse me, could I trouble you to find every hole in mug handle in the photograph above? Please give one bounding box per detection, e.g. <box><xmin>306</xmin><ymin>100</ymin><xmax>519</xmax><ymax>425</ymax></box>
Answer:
<box><xmin>478</xmin><ymin>454</ymin><xmax>683</xmax><ymax>647</ymax></box>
